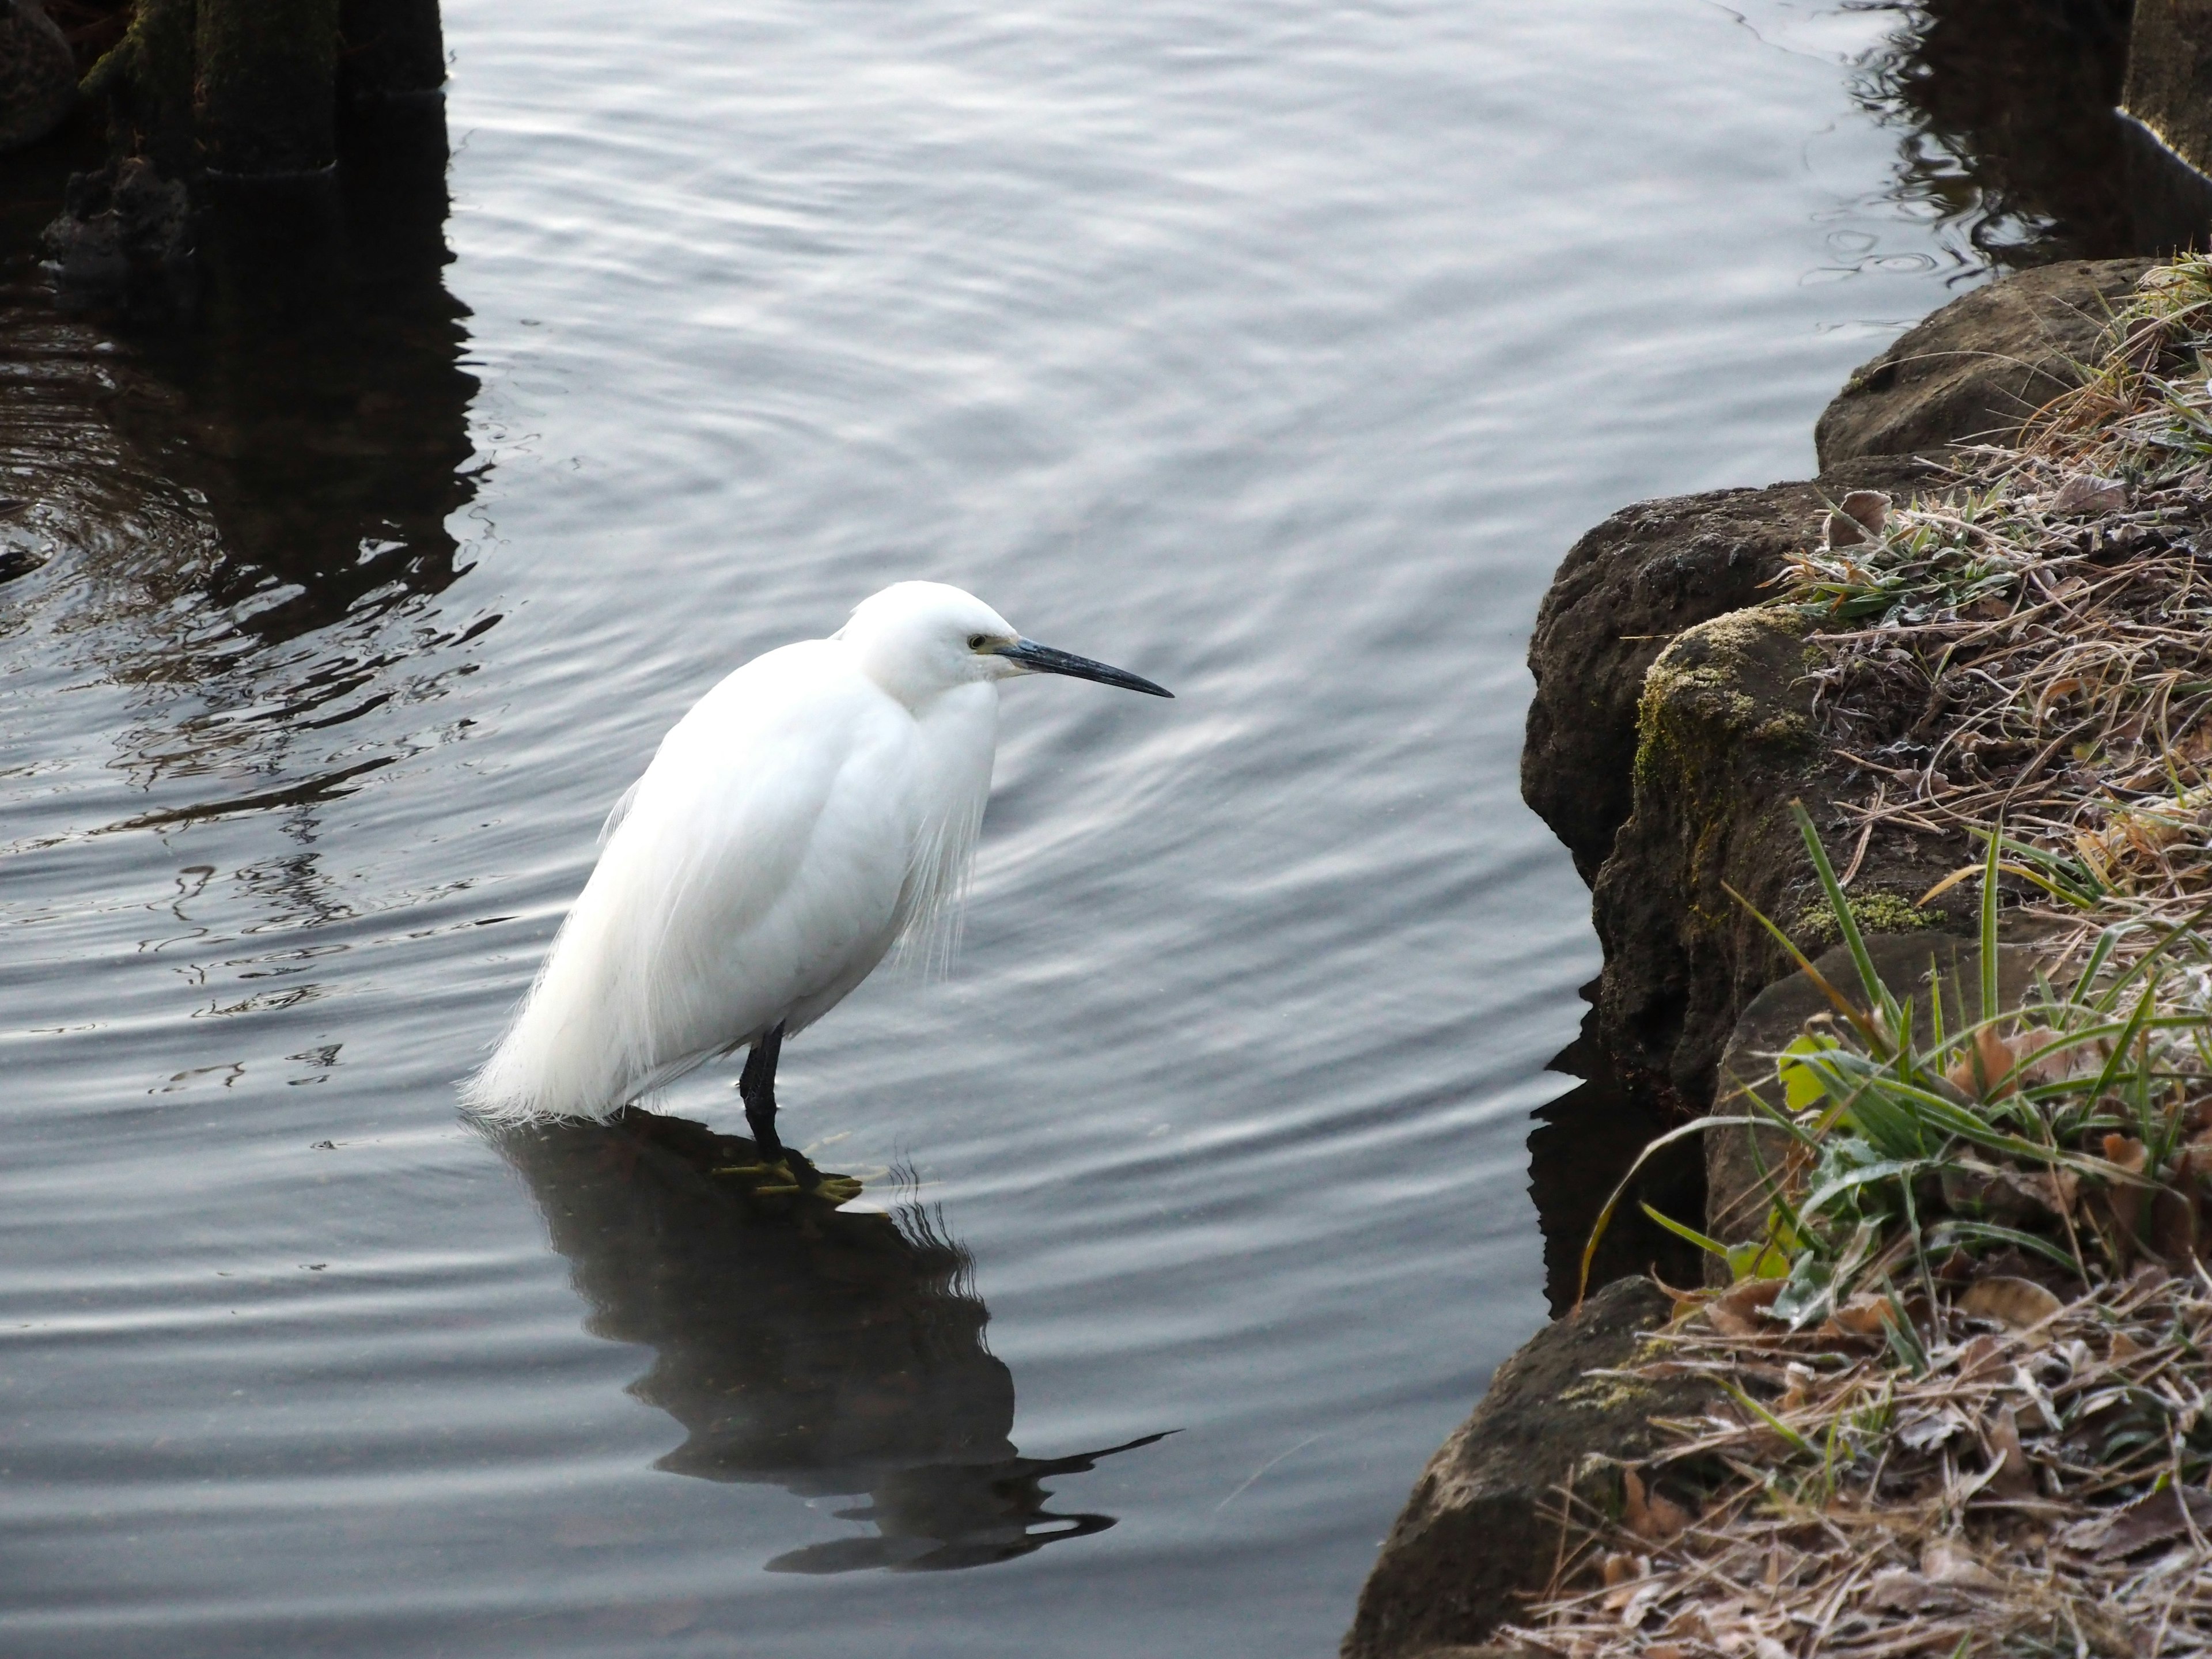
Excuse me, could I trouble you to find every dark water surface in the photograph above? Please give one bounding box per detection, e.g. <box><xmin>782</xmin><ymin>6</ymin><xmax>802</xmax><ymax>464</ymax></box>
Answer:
<box><xmin>0</xmin><ymin>2</ymin><xmax>2137</xmax><ymax>1654</ymax></box>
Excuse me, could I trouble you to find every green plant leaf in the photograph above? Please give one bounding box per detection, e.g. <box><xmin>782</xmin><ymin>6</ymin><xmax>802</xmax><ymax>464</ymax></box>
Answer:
<box><xmin>1638</xmin><ymin>1201</ymin><xmax>1729</xmax><ymax>1259</ymax></box>
<box><xmin>1777</xmin><ymin>1033</ymin><xmax>1839</xmax><ymax>1112</ymax></box>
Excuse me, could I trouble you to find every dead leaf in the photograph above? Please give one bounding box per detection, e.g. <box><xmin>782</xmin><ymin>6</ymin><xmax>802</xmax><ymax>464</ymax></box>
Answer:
<box><xmin>1617</xmin><ymin>1577</ymin><xmax>1668</xmax><ymax>1628</ymax></box>
<box><xmin>1953</xmin><ymin>1332</ymin><xmax>2006</xmax><ymax>1381</ymax></box>
<box><xmin>1600</xmin><ymin>1553</ymin><xmax>1653</xmax><ymax>1610</ymax></box>
<box><xmin>1600</xmin><ymin>1550</ymin><xmax>1641</xmax><ymax>1589</ymax></box>
<box><xmin>2109</xmin><ymin>1329</ymin><xmax>2143</xmax><ymax>1362</ymax></box>
<box><xmin>1828</xmin><ymin>1293</ymin><xmax>1890</xmax><ymax>1338</ymax></box>
<box><xmin>1960</xmin><ymin>1275</ymin><xmax>2064</xmax><ymax>1330</ymax></box>
<box><xmin>1659</xmin><ymin>1604</ymin><xmax>1714</xmax><ymax>1641</ymax></box>
<box><xmin>1946</xmin><ymin>1026</ymin><xmax>2020</xmax><ymax>1099</ymax></box>
<box><xmin>2080</xmin><ymin>1486</ymin><xmax>2212</xmax><ymax>1560</ymax></box>
<box><xmin>1825</xmin><ymin>509</ymin><xmax>1868</xmax><ymax>548</ymax></box>
<box><xmin>1982</xmin><ymin>1405</ymin><xmax>2037</xmax><ymax>1500</ymax></box>
<box><xmin>1940</xmin><ymin>1159</ymin><xmax>2069</xmax><ymax>1225</ymax></box>
<box><xmin>1922</xmin><ymin>1537</ymin><xmax>2000</xmax><ymax>1588</ymax></box>
<box><xmin>1778</xmin><ymin>1363</ymin><xmax>1812</xmax><ymax>1414</ymax></box>
<box><xmin>2104</xmin><ymin>1134</ymin><xmax>2147</xmax><ymax>1175</ymax></box>
<box><xmin>1838</xmin><ymin>490</ymin><xmax>1891</xmax><ymax>533</ymax></box>
<box><xmin>1623</xmin><ymin>1466</ymin><xmax>1691</xmax><ymax>1544</ymax></box>
<box><xmin>2008</xmin><ymin>1025</ymin><xmax>2081</xmax><ymax>1088</ymax></box>
<box><xmin>1865</xmin><ymin>1566</ymin><xmax>1945</xmax><ymax>1613</ymax></box>
<box><xmin>1897</xmin><ymin>1406</ymin><xmax>1968</xmax><ymax>1452</ymax></box>
<box><xmin>1706</xmin><ymin>1277</ymin><xmax>1784</xmax><ymax>1338</ymax></box>
<box><xmin>2052</xmin><ymin>474</ymin><xmax>2127</xmax><ymax>516</ymax></box>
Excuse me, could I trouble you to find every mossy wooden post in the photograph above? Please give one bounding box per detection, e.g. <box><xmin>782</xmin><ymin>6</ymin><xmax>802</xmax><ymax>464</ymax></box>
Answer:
<box><xmin>81</xmin><ymin>0</ymin><xmax>200</xmax><ymax>176</ymax></box>
<box><xmin>194</xmin><ymin>0</ymin><xmax>341</xmax><ymax>175</ymax></box>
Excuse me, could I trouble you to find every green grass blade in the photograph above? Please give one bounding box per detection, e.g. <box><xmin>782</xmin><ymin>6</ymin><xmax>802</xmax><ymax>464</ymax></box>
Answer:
<box><xmin>1790</xmin><ymin>800</ymin><xmax>1902</xmax><ymax>1040</ymax></box>
<box><xmin>1575</xmin><ymin>1116</ymin><xmax>1764</xmax><ymax>1309</ymax></box>
<box><xmin>1638</xmin><ymin>1202</ymin><xmax>1730</xmax><ymax>1260</ymax></box>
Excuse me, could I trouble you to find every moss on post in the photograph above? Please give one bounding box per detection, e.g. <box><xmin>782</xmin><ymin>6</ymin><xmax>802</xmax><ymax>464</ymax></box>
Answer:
<box><xmin>81</xmin><ymin>0</ymin><xmax>201</xmax><ymax>175</ymax></box>
<box><xmin>193</xmin><ymin>0</ymin><xmax>340</xmax><ymax>174</ymax></box>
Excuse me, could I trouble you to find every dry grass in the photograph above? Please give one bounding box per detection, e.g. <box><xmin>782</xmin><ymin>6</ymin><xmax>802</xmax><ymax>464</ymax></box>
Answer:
<box><xmin>1500</xmin><ymin>1267</ymin><xmax>2212</xmax><ymax>1657</ymax></box>
<box><xmin>1789</xmin><ymin>259</ymin><xmax>2212</xmax><ymax>957</ymax></box>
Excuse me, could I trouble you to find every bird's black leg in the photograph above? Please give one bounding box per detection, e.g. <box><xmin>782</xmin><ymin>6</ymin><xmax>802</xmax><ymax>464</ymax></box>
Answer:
<box><xmin>739</xmin><ymin>1023</ymin><xmax>816</xmax><ymax>1188</ymax></box>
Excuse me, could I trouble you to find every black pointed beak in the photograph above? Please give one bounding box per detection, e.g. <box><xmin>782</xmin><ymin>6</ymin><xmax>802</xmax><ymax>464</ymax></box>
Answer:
<box><xmin>996</xmin><ymin>638</ymin><xmax>1173</xmax><ymax>698</ymax></box>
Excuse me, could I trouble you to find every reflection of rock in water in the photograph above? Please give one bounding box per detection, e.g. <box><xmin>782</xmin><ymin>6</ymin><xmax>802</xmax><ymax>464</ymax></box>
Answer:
<box><xmin>1851</xmin><ymin>0</ymin><xmax>2138</xmax><ymax>267</ymax></box>
<box><xmin>1528</xmin><ymin>983</ymin><xmax>1703</xmax><ymax>1316</ymax></box>
<box><xmin>494</xmin><ymin>1108</ymin><xmax>1166</xmax><ymax>1573</ymax></box>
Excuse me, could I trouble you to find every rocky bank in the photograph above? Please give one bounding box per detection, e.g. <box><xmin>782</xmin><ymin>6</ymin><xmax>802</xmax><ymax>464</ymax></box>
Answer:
<box><xmin>1343</xmin><ymin>254</ymin><xmax>2167</xmax><ymax>1659</ymax></box>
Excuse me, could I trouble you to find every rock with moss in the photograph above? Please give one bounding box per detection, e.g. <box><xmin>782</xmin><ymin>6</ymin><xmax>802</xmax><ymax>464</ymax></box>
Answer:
<box><xmin>1587</xmin><ymin>604</ymin><xmax>1969</xmax><ymax>1120</ymax></box>
<box><xmin>1522</xmin><ymin>457</ymin><xmax>1935</xmax><ymax>885</ymax></box>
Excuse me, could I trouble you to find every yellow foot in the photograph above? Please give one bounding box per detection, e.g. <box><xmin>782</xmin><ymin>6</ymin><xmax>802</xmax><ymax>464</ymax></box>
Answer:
<box><xmin>812</xmin><ymin>1172</ymin><xmax>865</xmax><ymax>1205</ymax></box>
<box><xmin>710</xmin><ymin>1161</ymin><xmax>863</xmax><ymax>1205</ymax></box>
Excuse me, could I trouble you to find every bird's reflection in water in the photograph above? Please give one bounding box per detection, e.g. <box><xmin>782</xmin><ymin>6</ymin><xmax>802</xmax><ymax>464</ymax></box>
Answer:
<box><xmin>493</xmin><ymin>1107</ymin><xmax>1168</xmax><ymax>1572</ymax></box>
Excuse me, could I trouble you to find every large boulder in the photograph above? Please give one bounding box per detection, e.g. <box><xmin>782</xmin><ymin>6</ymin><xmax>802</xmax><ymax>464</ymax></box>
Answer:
<box><xmin>0</xmin><ymin>0</ymin><xmax>75</xmax><ymax>153</ymax></box>
<box><xmin>1813</xmin><ymin>258</ymin><xmax>2153</xmax><ymax>468</ymax></box>
<box><xmin>1523</xmin><ymin>457</ymin><xmax>1934</xmax><ymax>885</ymax></box>
<box><xmin>2123</xmin><ymin>0</ymin><xmax>2212</xmax><ymax>179</ymax></box>
<box><xmin>1340</xmin><ymin>1279</ymin><xmax>1713</xmax><ymax>1659</ymax></box>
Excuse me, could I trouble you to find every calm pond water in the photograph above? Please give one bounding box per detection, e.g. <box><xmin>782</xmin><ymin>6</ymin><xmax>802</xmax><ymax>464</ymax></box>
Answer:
<box><xmin>0</xmin><ymin>1</ymin><xmax>2135</xmax><ymax>1653</ymax></box>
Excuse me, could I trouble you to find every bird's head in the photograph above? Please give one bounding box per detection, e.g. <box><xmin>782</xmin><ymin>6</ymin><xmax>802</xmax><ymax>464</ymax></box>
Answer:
<box><xmin>838</xmin><ymin>581</ymin><xmax>1172</xmax><ymax>710</ymax></box>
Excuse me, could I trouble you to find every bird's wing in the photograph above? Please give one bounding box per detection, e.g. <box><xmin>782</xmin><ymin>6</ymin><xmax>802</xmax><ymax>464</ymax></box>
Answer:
<box><xmin>599</xmin><ymin>775</ymin><xmax>642</xmax><ymax>844</ymax></box>
<box><xmin>469</xmin><ymin>645</ymin><xmax>918</xmax><ymax>1119</ymax></box>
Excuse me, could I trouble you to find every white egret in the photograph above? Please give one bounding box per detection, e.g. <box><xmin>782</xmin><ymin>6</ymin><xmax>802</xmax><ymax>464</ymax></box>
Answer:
<box><xmin>464</xmin><ymin>581</ymin><xmax>1171</xmax><ymax>1183</ymax></box>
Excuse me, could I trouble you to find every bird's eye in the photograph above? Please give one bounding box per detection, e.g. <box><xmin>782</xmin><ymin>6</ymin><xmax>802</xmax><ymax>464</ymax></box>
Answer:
<box><xmin>968</xmin><ymin>634</ymin><xmax>990</xmax><ymax>651</ymax></box>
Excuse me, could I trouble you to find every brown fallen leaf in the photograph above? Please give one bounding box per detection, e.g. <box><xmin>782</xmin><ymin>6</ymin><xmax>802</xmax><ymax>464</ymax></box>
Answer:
<box><xmin>1947</xmin><ymin>1025</ymin><xmax>2020</xmax><ymax>1100</ymax></box>
<box><xmin>1922</xmin><ymin>1536</ymin><xmax>2000</xmax><ymax>1588</ymax></box>
<box><xmin>2103</xmin><ymin>1134</ymin><xmax>2147</xmax><ymax>1174</ymax></box>
<box><xmin>1838</xmin><ymin>490</ymin><xmax>1891</xmax><ymax>533</ymax></box>
<box><xmin>1829</xmin><ymin>1293</ymin><xmax>1889</xmax><ymax>1338</ymax></box>
<box><xmin>1960</xmin><ymin>1275</ymin><xmax>2063</xmax><ymax>1331</ymax></box>
<box><xmin>1953</xmin><ymin>1332</ymin><xmax>2006</xmax><ymax>1381</ymax></box>
<box><xmin>1622</xmin><ymin>1465</ymin><xmax>1691</xmax><ymax>1545</ymax></box>
<box><xmin>2081</xmin><ymin>1486</ymin><xmax>2212</xmax><ymax>1561</ymax></box>
<box><xmin>2051</xmin><ymin>473</ymin><xmax>2127</xmax><ymax>516</ymax></box>
<box><xmin>1659</xmin><ymin>1603</ymin><xmax>1714</xmax><ymax>1641</ymax></box>
<box><xmin>1706</xmin><ymin>1276</ymin><xmax>1784</xmax><ymax>1338</ymax></box>
<box><xmin>1982</xmin><ymin>1405</ymin><xmax>2038</xmax><ymax>1500</ymax></box>
<box><xmin>1825</xmin><ymin>509</ymin><xmax>1868</xmax><ymax>548</ymax></box>
<box><xmin>1600</xmin><ymin>1553</ymin><xmax>1654</xmax><ymax>1611</ymax></box>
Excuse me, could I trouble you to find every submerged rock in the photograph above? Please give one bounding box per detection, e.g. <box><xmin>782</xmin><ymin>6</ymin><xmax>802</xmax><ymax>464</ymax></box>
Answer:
<box><xmin>2123</xmin><ymin>0</ymin><xmax>2212</xmax><ymax>180</ymax></box>
<box><xmin>41</xmin><ymin>159</ymin><xmax>199</xmax><ymax>323</ymax></box>
<box><xmin>0</xmin><ymin>0</ymin><xmax>74</xmax><ymax>153</ymax></box>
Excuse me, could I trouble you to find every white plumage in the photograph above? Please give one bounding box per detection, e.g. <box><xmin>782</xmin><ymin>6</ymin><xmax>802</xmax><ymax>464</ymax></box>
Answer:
<box><xmin>464</xmin><ymin>581</ymin><xmax>1169</xmax><ymax>1140</ymax></box>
